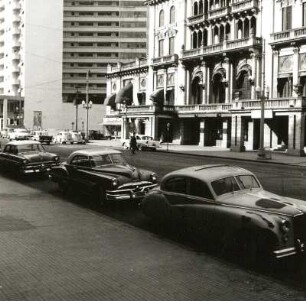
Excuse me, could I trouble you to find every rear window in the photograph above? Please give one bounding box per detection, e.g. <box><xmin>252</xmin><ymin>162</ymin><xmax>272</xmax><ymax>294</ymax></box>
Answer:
<box><xmin>164</xmin><ymin>177</ymin><xmax>187</xmax><ymax>194</ymax></box>
<box><xmin>236</xmin><ymin>175</ymin><xmax>260</xmax><ymax>189</ymax></box>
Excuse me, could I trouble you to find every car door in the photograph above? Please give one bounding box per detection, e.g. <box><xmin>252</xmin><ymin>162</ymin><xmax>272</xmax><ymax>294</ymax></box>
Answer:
<box><xmin>1</xmin><ymin>145</ymin><xmax>18</xmax><ymax>171</ymax></box>
<box><xmin>66</xmin><ymin>155</ymin><xmax>95</xmax><ymax>193</ymax></box>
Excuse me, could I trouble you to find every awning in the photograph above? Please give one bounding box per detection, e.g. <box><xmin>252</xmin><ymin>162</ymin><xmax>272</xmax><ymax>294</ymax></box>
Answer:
<box><xmin>115</xmin><ymin>83</ymin><xmax>133</xmax><ymax>105</ymax></box>
<box><xmin>150</xmin><ymin>88</ymin><xmax>164</xmax><ymax>105</ymax></box>
<box><xmin>104</xmin><ymin>93</ymin><xmax>116</xmax><ymax>108</ymax></box>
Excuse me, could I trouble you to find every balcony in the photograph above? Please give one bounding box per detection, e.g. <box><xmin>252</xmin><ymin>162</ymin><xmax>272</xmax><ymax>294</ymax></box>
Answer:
<box><xmin>182</xmin><ymin>37</ymin><xmax>262</xmax><ymax>60</ymax></box>
<box><xmin>151</xmin><ymin>54</ymin><xmax>178</xmax><ymax>68</ymax></box>
<box><xmin>208</xmin><ymin>6</ymin><xmax>231</xmax><ymax>20</ymax></box>
<box><xmin>232</xmin><ymin>97</ymin><xmax>306</xmax><ymax>111</ymax></box>
<box><xmin>187</xmin><ymin>13</ymin><xmax>207</xmax><ymax>27</ymax></box>
<box><xmin>271</xmin><ymin>27</ymin><xmax>306</xmax><ymax>46</ymax></box>
<box><xmin>231</xmin><ymin>0</ymin><xmax>259</xmax><ymax>14</ymax></box>
<box><xmin>175</xmin><ymin>104</ymin><xmax>232</xmax><ymax>115</ymax></box>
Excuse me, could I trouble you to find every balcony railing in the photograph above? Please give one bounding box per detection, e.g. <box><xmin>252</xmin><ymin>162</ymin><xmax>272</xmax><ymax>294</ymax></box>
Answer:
<box><xmin>152</xmin><ymin>54</ymin><xmax>178</xmax><ymax>66</ymax></box>
<box><xmin>182</xmin><ymin>37</ymin><xmax>262</xmax><ymax>59</ymax></box>
<box><xmin>271</xmin><ymin>27</ymin><xmax>306</xmax><ymax>44</ymax></box>
<box><xmin>175</xmin><ymin>104</ymin><xmax>232</xmax><ymax>113</ymax></box>
<box><xmin>208</xmin><ymin>6</ymin><xmax>230</xmax><ymax>19</ymax></box>
<box><xmin>187</xmin><ymin>13</ymin><xmax>207</xmax><ymax>26</ymax></box>
<box><xmin>231</xmin><ymin>0</ymin><xmax>259</xmax><ymax>14</ymax></box>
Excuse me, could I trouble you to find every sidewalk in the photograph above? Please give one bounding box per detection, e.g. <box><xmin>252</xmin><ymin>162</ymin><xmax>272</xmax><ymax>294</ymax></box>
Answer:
<box><xmin>89</xmin><ymin>139</ymin><xmax>306</xmax><ymax>167</ymax></box>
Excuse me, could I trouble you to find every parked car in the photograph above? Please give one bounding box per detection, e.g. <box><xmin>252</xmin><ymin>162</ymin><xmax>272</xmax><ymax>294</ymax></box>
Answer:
<box><xmin>0</xmin><ymin>140</ymin><xmax>59</xmax><ymax>175</ymax></box>
<box><xmin>8</xmin><ymin>128</ymin><xmax>30</xmax><ymax>141</ymax></box>
<box><xmin>30</xmin><ymin>130</ymin><xmax>53</xmax><ymax>145</ymax></box>
<box><xmin>122</xmin><ymin>134</ymin><xmax>160</xmax><ymax>151</ymax></box>
<box><xmin>141</xmin><ymin>164</ymin><xmax>306</xmax><ymax>261</ymax></box>
<box><xmin>70</xmin><ymin>131</ymin><xmax>86</xmax><ymax>144</ymax></box>
<box><xmin>53</xmin><ymin>131</ymin><xmax>73</xmax><ymax>144</ymax></box>
<box><xmin>49</xmin><ymin>148</ymin><xmax>158</xmax><ymax>207</ymax></box>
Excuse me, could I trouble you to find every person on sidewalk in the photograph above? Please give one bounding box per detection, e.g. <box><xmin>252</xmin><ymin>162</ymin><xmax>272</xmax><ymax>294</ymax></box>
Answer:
<box><xmin>130</xmin><ymin>132</ymin><xmax>137</xmax><ymax>154</ymax></box>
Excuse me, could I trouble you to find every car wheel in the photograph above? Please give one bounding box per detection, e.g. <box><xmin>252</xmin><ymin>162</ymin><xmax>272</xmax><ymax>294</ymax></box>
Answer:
<box><xmin>58</xmin><ymin>179</ymin><xmax>68</xmax><ymax>194</ymax></box>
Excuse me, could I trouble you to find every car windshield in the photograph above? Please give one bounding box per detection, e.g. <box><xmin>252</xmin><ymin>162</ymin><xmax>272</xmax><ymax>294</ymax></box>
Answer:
<box><xmin>211</xmin><ymin>176</ymin><xmax>240</xmax><ymax>196</ymax></box>
<box><xmin>90</xmin><ymin>153</ymin><xmax>127</xmax><ymax>167</ymax></box>
<box><xmin>236</xmin><ymin>175</ymin><xmax>260</xmax><ymax>190</ymax></box>
<box><xmin>17</xmin><ymin>144</ymin><xmax>45</xmax><ymax>153</ymax></box>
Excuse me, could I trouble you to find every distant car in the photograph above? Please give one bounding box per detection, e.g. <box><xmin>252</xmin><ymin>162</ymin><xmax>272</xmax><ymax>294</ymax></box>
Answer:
<box><xmin>8</xmin><ymin>128</ymin><xmax>30</xmax><ymax>141</ymax></box>
<box><xmin>70</xmin><ymin>131</ymin><xmax>85</xmax><ymax>144</ymax></box>
<box><xmin>53</xmin><ymin>131</ymin><xmax>73</xmax><ymax>144</ymax></box>
<box><xmin>49</xmin><ymin>148</ymin><xmax>158</xmax><ymax>207</ymax></box>
<box><xmin>30</xmin><ymin>130</ymin><xmax>53</xmax><ymax>145</ymax></box>
<box><xmin>122</xmin><ymin>134</ymin><xmax>160</xmax><ymax>151</ymax></box>
<box><xmin>0</xmin><ymin>140</ymin><xmax>59</xmax><ymax>175</ymax></box>
<box><xmin>141</xmin><ymin>164</ymin><xmax>306</xmax><ymax>261</ymax></box>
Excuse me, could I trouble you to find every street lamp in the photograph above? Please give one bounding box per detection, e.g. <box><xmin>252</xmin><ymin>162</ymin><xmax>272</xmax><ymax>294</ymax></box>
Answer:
<box><xmin>256</xmin><ymin>85</ymin><xmax>270</xmax><ymax>159</ymax></box>
<box><xmin>82</xmin><ymin>70</ymin><xmax>92</xmax><ymax>141</ymax></box>
<box><xmin>74</xmin><ymin>86</ymin><xmax>80</xmax><ymax>131</ymax></box>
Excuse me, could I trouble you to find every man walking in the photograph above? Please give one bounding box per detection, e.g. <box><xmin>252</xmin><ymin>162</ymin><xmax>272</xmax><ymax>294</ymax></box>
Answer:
<box><xmin>130</xmin><ymin>132</ymin><xmax>137</xmax><ymax>154</ymax></box>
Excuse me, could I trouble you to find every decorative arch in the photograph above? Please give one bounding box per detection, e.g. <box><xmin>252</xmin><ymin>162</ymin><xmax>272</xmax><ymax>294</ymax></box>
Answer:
<box><xmin>212</xmin><ymin>67</ymin><xmax>226</xmax><ymax>80</ymax></box>
<box><xmin>170</xmin><ymin>6</ymin><xmax>176</xmax><ymax>23</ymax></box>
<box><xmin>193</xmin><ymin>1</ymin><xmax>199</xmax><ymax>15</ymax></box>
<box><xmin>191</xmin><ymin>70</ymin><xmax>204</xmax><ymax>105</ymax></box>
<box><xmin>212</xmin><ymin>67</ymin><xmax>226</xmax><ymax>103</ymax></box>
<box><xmin>159</xmin><ymin>10</ymin><xmax>164</xmax><ymax>27</ymax></box>
<box><xmin>236</xmin><ymin>64</ymin><xmax>252</xmax><ymax>79</ymax></box>
<box><xmin>236</xmin><ymin>64</ymin><xmax>252</xmax><ymax>100</ymax></box>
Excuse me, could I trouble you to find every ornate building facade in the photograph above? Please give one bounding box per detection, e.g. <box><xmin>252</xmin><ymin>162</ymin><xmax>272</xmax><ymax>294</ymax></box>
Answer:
<box><xmin>105</xmin><ymin>0</ymin><xmax>306</xmax><ymax>156</ymax></box>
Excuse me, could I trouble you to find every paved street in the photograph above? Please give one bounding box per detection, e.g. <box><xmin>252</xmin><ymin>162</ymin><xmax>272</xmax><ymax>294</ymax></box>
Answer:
<box><xmin>0</xmin><ymin>142</ymin><xmax>306</xmax><ymax>300</ymax></box>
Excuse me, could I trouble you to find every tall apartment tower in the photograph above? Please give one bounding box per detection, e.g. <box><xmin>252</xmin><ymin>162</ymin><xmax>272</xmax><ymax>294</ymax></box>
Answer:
<box><xmin>0</xmin><ymin>0</ymin><xmax>64</xmax><ymax>130</ymax></box>
<box><xmin>62</xmin><ymin>0</ymin><xmax>147</xmax><ymax>130</ymax></box>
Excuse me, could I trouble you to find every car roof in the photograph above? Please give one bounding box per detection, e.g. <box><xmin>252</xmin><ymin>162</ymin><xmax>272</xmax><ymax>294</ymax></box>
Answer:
<box><xmin>67</xmin><ymin>148</ymin><xmax>121</xmax><ymax>159</ymax></box>
<box><xmin>163</xmin><ymin>165</ymin><xmax>254</xmax><ymax>182</ymax></box>
<box><xmin>5</xmin><ymin>140</ymin><xmax>41</xmax><ymax>146</ymax></box>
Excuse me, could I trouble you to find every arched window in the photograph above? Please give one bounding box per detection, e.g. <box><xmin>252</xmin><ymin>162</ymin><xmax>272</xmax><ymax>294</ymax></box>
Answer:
<box><xmin>198</xmin><ymin>30</ymin><xmax>203</xmax><ymax>47</ymax></box>
<box><xmin>237</xmin><ymin>19</ymin><xmax>243</xmax><ymax>39</ymax></box>
<box><xmin>250</xmin><ymin>16</ymin><xmax>256</xmax><ymax>36</ymax></box>
<box><xmin>236</xmin><ymin>69</ymin><xmax>251</xmax><ymax>100</ymax></box>
<box><xmin>193</xmin><ymin>2</ymin><xmax>199</xmax><ymax>16</ymax></box>
<box><xmin>220</xmin><ymin>24</ymin><xmax>225</xmax><ymax>43</ymax></box>
<box><xmin>159</xmin><ymin>10</ymin><xmax>164</xmax><ymax>27</ymax></box>
<box><xmin>212</xmin><ymin>72</ymin><xmax>225</xmax><ymax>103</ymax></box>
<box><xmin>225</xmin><ymin>23</ymin><xmax>231</xmax><ymax>40</ymax></box>
<box><xmin>244</xmin><ymin>18</ymin><xmax>250</xmax><ymax>38</ymax></box>
<box><xmin>170</xmin><ymin>6</ymin><xmax>175</xmax><ymax>23</ymax></box>
<box><xmin>192</xmin><ymin>31</ymin><xmax>198</xmax><ymax>48</ymax></box>
<box><xmin>199</xmin><ymin>0</ymin><xmax>204</xmax><ymax>14</ymax></box>
<box><xmin>203</xmin><ymin>29</ymin><xmax>208</xmax><ymax>46</ymax></box>
<box><xmin>213</xmin><ymin>26</ymin><xmax>219</xmax><ymax>44</ymax></box>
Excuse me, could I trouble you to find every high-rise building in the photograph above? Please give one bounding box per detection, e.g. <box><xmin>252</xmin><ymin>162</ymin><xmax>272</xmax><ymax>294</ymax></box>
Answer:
<box><xmin>62</xmin><ymin>0</ymin><xmax>147</xmax><ymax>131</ymax></box>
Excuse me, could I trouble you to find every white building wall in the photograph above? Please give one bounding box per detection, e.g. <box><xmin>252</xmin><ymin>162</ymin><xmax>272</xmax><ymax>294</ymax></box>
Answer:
<box><xmin>23</xmin><ymin>0</ymin><xmax>63</xmax><ymax>130</ymax></box>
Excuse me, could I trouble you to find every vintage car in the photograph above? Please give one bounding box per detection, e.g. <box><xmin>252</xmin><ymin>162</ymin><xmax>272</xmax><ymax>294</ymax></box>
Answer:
<box><xmin>30</xmin><ymin>130</ymin><xmax>53</xmax><ymax>145</ymax></box>
<box><xmin>8</xmin><ymin>128</ymin><xmax>30</xmax><ymax>141</ymax></box>
<box><xmin>141</xmin><ymin>164</ymin><xmax>306</xmax><ymax>260</ymax></box>
<box><xmin>122</xmin><ymin>134</ymin><xmax>160</xmax><ymax>151</ymax></box>
<box><xmin>69</xmin><ymin>131</ymin><xmax>86</xmax><ymax>144</ymax></box>
<box><xmin>53</xmin><ymin>131</ymin><xmax>73</xmax><ymax>144</ymax></box>
<box><xmin>0</xmin><ymin>140</ymin><xmax>60</xmax><ymax>175</ymax></box>
<box><xmin>49</xmin><ymin>148</ymin><xmax>158</xmax><ymax>206</ymax></box>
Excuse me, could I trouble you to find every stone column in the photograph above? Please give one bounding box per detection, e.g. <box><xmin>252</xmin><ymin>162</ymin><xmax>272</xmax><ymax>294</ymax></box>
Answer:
<box><xmin>272</xmin><ymin>50</ymin><xmax>279</xmax><ymax>98</ymax></box>
<box><xmin>224</xmin><ymin>57</ymin><xmax>230</xmax><ymax>103</ymax></box>
<box><xmin>230</xmin><ymin>115</ymin><xmax>245</xmax><ymax>152</ymax></box>
<box><xmin>3</xmin><ymin>98</ymin><xmax>7</xmax><ymax>129</ymax></box>
<box><xmin>206</xmin><ymin>66</ymin><xmax>211</xmax><ymax>103</ymax></box>
<box><xmin>229</xmin><ymin>61</ymin><xmax>234</xmax><ymax>102</ymax></box>
<box><xmin>288</xmin><ymin>112</ymin><xmax>305</xmax><ymax>156</ymax></box>
<box><xmin>250</xmin><ymin>51</ymin><xmax>257</xmax><ymax>99</ymax></box>
<box><xmin>199</xmin><ymin>119</ymin><xmax>205</xmax><ymax>146</ymax></box>
<box><xmin>221</xmin><ymin>119</ymin><xmax>229</xmax><ymax>148</ymax></box>
<box><xmin>201</xmin><ymin>60</ymin><xmax>207</xmax><ymax>104</ymax></box>
<box><xmin>292</xmin><ymin>46</ymin><xmax>300</xmax><ymax>97</ymax></box>
<box><xmin>163</xmin><ymin>68</ymin><xmax>168</xmax><ymax>105</ymax></box>
<box><xmin>185</xmin><ymin>67</ymin><xmax>191</xmax><ymax>105</ymax></box>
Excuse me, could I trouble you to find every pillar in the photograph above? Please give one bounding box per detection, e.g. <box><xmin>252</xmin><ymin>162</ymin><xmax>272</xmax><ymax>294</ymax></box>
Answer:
<box><xmin>229</xmin><ymin>61</ymin><xmax>234</xmax><ymax>102</ymax></box>
<box><xmin>163</xmin><ymin>68</ymin><xmax>168</xmax><ymax>105</ymax></box>
<box><xmin>287</xmin><ymin>112</ymin><xmax>305</xmax><ymax>156</ymax></box>
<box><xmin>224</xmin><ymin>57</ymin><xmax>230</xmax><ymax>103</ymax></box>
<box><xmin>230</xmin><ymin>115</ymin><xmax>245</xmax><ymax>152</ymax></box>
<box><xmin>272</xmin><ymin>50</ymin><xmax>279</xmax><ymax>98</ymax></box>
<box><xmin>185</xmin><ymin>68</ymin><xmax>191</xmax><ymax>105</ymax></box>
<box><xmin>3</xmin><ymin>98</ymin><xmax>7</xmax><ymax>129</ymax></box>
<box><xmin>250</xmin><ymin>51</ymin><xmax>257</xmax><ymax>99</ymax></box>
<box><xmin>199</xmin><ymin>119</ymin><xmax>205</xmax><ymax>146</ymax></box>
<box><xmin>221</xmin><ymin>119</ymin><xmax>229</xmax><ymax>148</ymax></box>
<box><xmin>206</xmin><ymin>66</ymin><xmax>211</xmax><ymax>103</ymax></box>
<box><xmin>201</xmin><ymin>60</ymin><xmax>207</xmax><ymax>104</ymax></box>
<box><xmin>292</xmin><ymin>46</ymin><xmax>300</xmax><ymax>97</ymax></box>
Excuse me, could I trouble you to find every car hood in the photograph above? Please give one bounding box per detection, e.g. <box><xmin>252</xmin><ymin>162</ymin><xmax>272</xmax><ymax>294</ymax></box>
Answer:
<box><xmin>92</xmin><ymin>164</ymin><xmax>140</xmax><ymax>181</ymax></box>
<box><xmin>20</xmin><ymin>152</ymin><xmax>55</xmax><ymax>162</ymax></box>
<box><xmin>220</xmin><ymin>189</ymin><xmax>306</xmax><ymax>216</ymax></box>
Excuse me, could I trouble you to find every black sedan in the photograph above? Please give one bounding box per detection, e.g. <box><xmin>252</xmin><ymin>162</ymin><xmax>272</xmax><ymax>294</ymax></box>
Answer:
<box><xmin>0</xmin><ymin>140</ymin><xmax>60</xmax><ymax>175</ymax></box>
<box><xmin>49</xmin><ymin>148</ymin><xmax>158</xmax><ymax>207</ymax></box>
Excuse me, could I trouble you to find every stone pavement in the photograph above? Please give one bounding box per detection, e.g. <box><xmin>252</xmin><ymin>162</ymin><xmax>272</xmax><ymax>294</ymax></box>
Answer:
<box><xmin>89</xmin><ymin>139</ymin><xmax>306</xmax><ymax>167</ymax></box>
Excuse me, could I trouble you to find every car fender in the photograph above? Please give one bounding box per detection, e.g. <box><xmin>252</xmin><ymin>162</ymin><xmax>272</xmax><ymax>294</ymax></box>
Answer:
<box><xmin>138</xmin><ymin>168</ymin><xmax>155</xmax><ymax>181</ymax></box>
<box><xmin>141</xmin><ymin>191</ymin><xmax>170</xmax><ymax>220</ymax></box>
<box><xmin>50</xmin><ymin>165</ymin><xmax>69</xmax><ymax>182</ymax></box>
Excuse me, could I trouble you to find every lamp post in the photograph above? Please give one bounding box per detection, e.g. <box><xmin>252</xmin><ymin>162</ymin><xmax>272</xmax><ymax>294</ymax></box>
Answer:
<box><xmin>74</xmin><ymin>86</ymin><xmax>80</xmax><ymax>131</ymax></box>
<box><xmin>256</xmin><ymin>86</ymin><xmax>270</xmax><ymax>159</ymax></box>
<box><xmin>82</xmin><ymin>70</ymin><xmax>92</xmax><ymax>141</ymax></box>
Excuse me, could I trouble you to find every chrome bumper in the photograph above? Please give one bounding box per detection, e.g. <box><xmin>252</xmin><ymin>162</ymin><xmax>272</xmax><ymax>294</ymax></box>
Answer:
<box><xmin>22</xmin><ymin>163</ymin><xmax>59</xmax><ymax>174</ymax></box>
<box><xmin>273</xmin><ymin>239</ymin><xmax>305</xmax><ymax>259</ymax></box>
<box><xmin>106</xmin><ymin>183</ymin><xmax>157</xmax><ymax>201</ymax></box>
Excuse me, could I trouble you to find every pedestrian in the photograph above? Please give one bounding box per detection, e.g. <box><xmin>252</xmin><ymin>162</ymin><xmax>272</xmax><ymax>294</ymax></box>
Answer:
<box><xmin>130</xmin><ymin>132</ymin><xmax>137</xmax><ymax>154</ymax></box>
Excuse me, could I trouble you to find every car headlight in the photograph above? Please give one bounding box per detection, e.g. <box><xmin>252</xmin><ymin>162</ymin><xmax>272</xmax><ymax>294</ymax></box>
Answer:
<box><xmin>112</xmin><ymin>178</ymin><xmax>118</xmax><ymax>187</ymax></box>
<box><xmin>280</xmin><ymin>219</ymin><xmax>290</xmax><ymax>233</ymax></box>
<box><xmin>150</xmin><ymin>173</ymin><xmax>157</xmax><ymax>183</ymax></box>
<box><xmin>53</xmin><ymin>156</ymin><xmax>59</xmax><ymax>162</ymax></box>
<box><xmin>22</xmin><ymin>159</ymin><xmax>29</xmax><ymax>164</ymax></box>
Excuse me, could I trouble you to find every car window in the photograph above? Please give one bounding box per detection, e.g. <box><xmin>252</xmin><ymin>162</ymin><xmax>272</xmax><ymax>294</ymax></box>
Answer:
<box><xmin>90</xmin><ymin>155</ymin><xmax>112</xmax><ymax>167</ymax></box>
<box><xmin>236</xmin><ymin>175</ymin><xmax>260</xmax><ymax>190</ymax></box>
<box><xmin>189</xmin><ymin>178</ymin><xmax>214</xmax><ymax>200</ymax></box>
<box><xmin>109</xmin><ymin>153</ymin><xmax>127</xmax><ymax>165</ymax></box>
<box><xmin>164</xmin><ymin>177</ymin><xmax>187</xmax><ymax>194</ymax></box>
<box><xmin>211</xmin><ymin>177</ymin><xmax>240</xmax><ymax>196</ymax></box>
<box><xmin>71</xmin><ymin>155</ymin><xmax>90</xmax><ymax>167</ymax></box>
<box><xmin>17</xmin><ymin>144</ymin><xmax>44</xmax><ymax>153</ymax></box>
